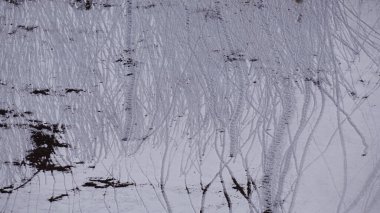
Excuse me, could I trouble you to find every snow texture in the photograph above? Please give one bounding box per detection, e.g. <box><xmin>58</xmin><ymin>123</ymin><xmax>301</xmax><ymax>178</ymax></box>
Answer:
<box><xmin>1</xmin><ymin>0</ymin><xmax>380</xmax><ymax>212</ymax></box>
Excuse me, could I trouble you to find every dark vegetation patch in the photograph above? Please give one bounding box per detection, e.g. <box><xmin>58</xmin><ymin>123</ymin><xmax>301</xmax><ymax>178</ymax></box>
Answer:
<box><xmin>92</xmin><ymin>2</ymin><xmax>120</xmax><ymax>8</ymax></box>
<box><xmin>29</xmin><ymin>88</ymin><xmax>86</xmax><ymax>96</ymax></box>
<box><xmin>1</xmin><ymin>120</ymin><xmax>64</xmax><ymax>134</ymax></box>
<box><xmin>196</xmin><ymin>8</ymin><xmax>222</xmax><ymax>21</ymax></box>
<box><xmin>231</xmin><ymin>177</ymin><xmax>256</xmax><ymax>200</ymax></box>
<box><xmin>253</xmin><ymin>0</ymin><xmax>264</xmax><ymax>9</ymax></box>
<box><xmin>31</xmin><ymin>89</ymin><xmax>50</xmax><ymax>95</ymax></box>
<box><xmin>48</xmin><ymin>193</ymin><xmax>68</xmax><ymax>202</ymax></box>
<box><xmin>123</xmin><ymin>58</ymin><xmax>138</xmax><ymax>67</ymax></box>
<box><xmin>70</xmin><ymin>1</ymin><xmax>123</xmax><ymax>10</ymax></box>
<box><xmin>0</xmin><ymin>109</ymin><xmax>13</xmax><ymax>117</ymax></box>
<box><xmin>84</xmin><ymin>0</ymin><xmax>91</xmax><ymax>10</ymax></box>
<box><xmin>1</xmin><ymin>109</ymin><xmax>71</xmax><ymax>193</ymax></box>
<box><xmin>65</xmin><ymin>88</ymin><xmax>85</xmax><ymax>94</ymax></box>
<box><xmin>12</xmin><ymin>113</ymin><xmax>22</xmax><ymax>117</ymax></box>
<box><xmin>217</xmin><ymin>128</ymin><xmax>225</xmax><ymax>133</ymax></box>
<box><xmin>4</xmin><ymin>160</ymin><xmax>26</xmax><ymax>166</ymax></box>
<box><xmin>115</xmin><ymin>57</ymin><xmax>138</xmax><ymax>67</ymax></box>
<box><xmin>8</xmin><ymin>29</ymin><xmax>17</xmax><ymax>35</ymax></box>
<box><xmin>74</xmin><ymin>161</ymin><xmax>85</xmax><ymax>164</ymax></box>
<box><xmin>64</xmin><ymin>105</ymin><xmax>72</xmax><ymax>110</ymax></box>
<box><xmin>70</xmin><ymin>187</ymin><xmax>81</xmax><ymax>193</ymax></box>
<box><xmin>17</xmin><ymin>25</ymin><xmax>38</xmax><ymax>32</ymax></box>
<box><xmin>28</xmin><ymin>120</ymin><xmax>66</xmax><ymax>133</ymax></box>
<box><xmin>69</xmin><ymin>0</ymin><xmax>92</xmax><ymax>10</ymax></box>
<box><xmin>304</xmin><ymin>77</ymin><xmax>321</xmax><ymax>86</ymax></box>
<box><xmin>82</xmin><ymin>177</ymin><xmax>135</xmax><ymax>188</ymax></box>
<box><xmin>0</xmin><ymin>185</ymin><xmax>13</xmax><ymax>194</ymax></box>
<box><xmin>224</xmin><ymin>51</ymin><xmax>245</xmax><ymax>62</ymax></box>
<box><xmin>4</xmin><ymin>0</ymin><xmax>24</xmax><ymax>6</ymax></box>
<box><xmin>123</xmin><ymin>49</ymin><xmax>135</xmax><ymax>54</ymax></box>
<box><xmin>349</xmin><ymin>91</ymin><xmax>358</xmax><ymax>99</ymax></box>
<box><xmin>0</xmin><ymin>108</ymin><xmax>34</xmax><ymax>121</ymax></box>
<box><xmin>101</xmin><ymin>3</ymin><xmax>113</xmax><ymax>8</ymax></box>
<box><xmin>0</xmin><ymin>123</ymin><xmax>10</xmax><ymax>129</ymax></box>
<box><xmin>231</xmin><ymin>177</ymin><xmax>247</xmax><ymax>198</ymax></box>
<box><xmin>240</xmin><ymin>0</ymin><xmax>265</xmax><ymax>9</ymax></box>
<box><xmin>136</xmin><ymin>3</ymin><xmax>156</xmax><ymax>9</ymax></box>
<box><xmin>25</xmin><ymin>130</ymin><xmax>71</xmax><ymax>172</ymax></box>
<box><xmin>2</xmin><ymin>24</ymin><xmax>38</xmax><ymax>35</ymax></box>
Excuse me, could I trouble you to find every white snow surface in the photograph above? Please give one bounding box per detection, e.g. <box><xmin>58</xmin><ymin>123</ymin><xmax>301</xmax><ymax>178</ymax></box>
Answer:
<box><xmin>0</xmin><ymin>0</ymin><xmax>380</xmax><ymax>213</ymax></box>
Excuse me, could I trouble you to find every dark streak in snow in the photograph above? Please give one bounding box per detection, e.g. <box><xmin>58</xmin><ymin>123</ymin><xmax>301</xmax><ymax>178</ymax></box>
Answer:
<box><xmin>82</xmin><ymin>177</ymin><xmax>135</xmax><ymax>189</ymax></box>
<box><xmin>48</xmin><ymin>193</ymin><xmax>69</xmax><ymax>202</ymax></box>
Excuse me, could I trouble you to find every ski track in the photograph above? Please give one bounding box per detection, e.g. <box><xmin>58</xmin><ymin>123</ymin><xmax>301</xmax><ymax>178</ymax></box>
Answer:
<box><xmin>0</xmin><ymin>0</ymin><xmax>380</xmax><ymax>213</ymax></box>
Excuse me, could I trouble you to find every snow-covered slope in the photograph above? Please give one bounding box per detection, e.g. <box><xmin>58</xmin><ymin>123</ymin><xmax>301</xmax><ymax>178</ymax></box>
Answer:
<box><xmin>1</xmin><ymin>0</ymin><xmax>380</xmax><ymax>212</ymax></box>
